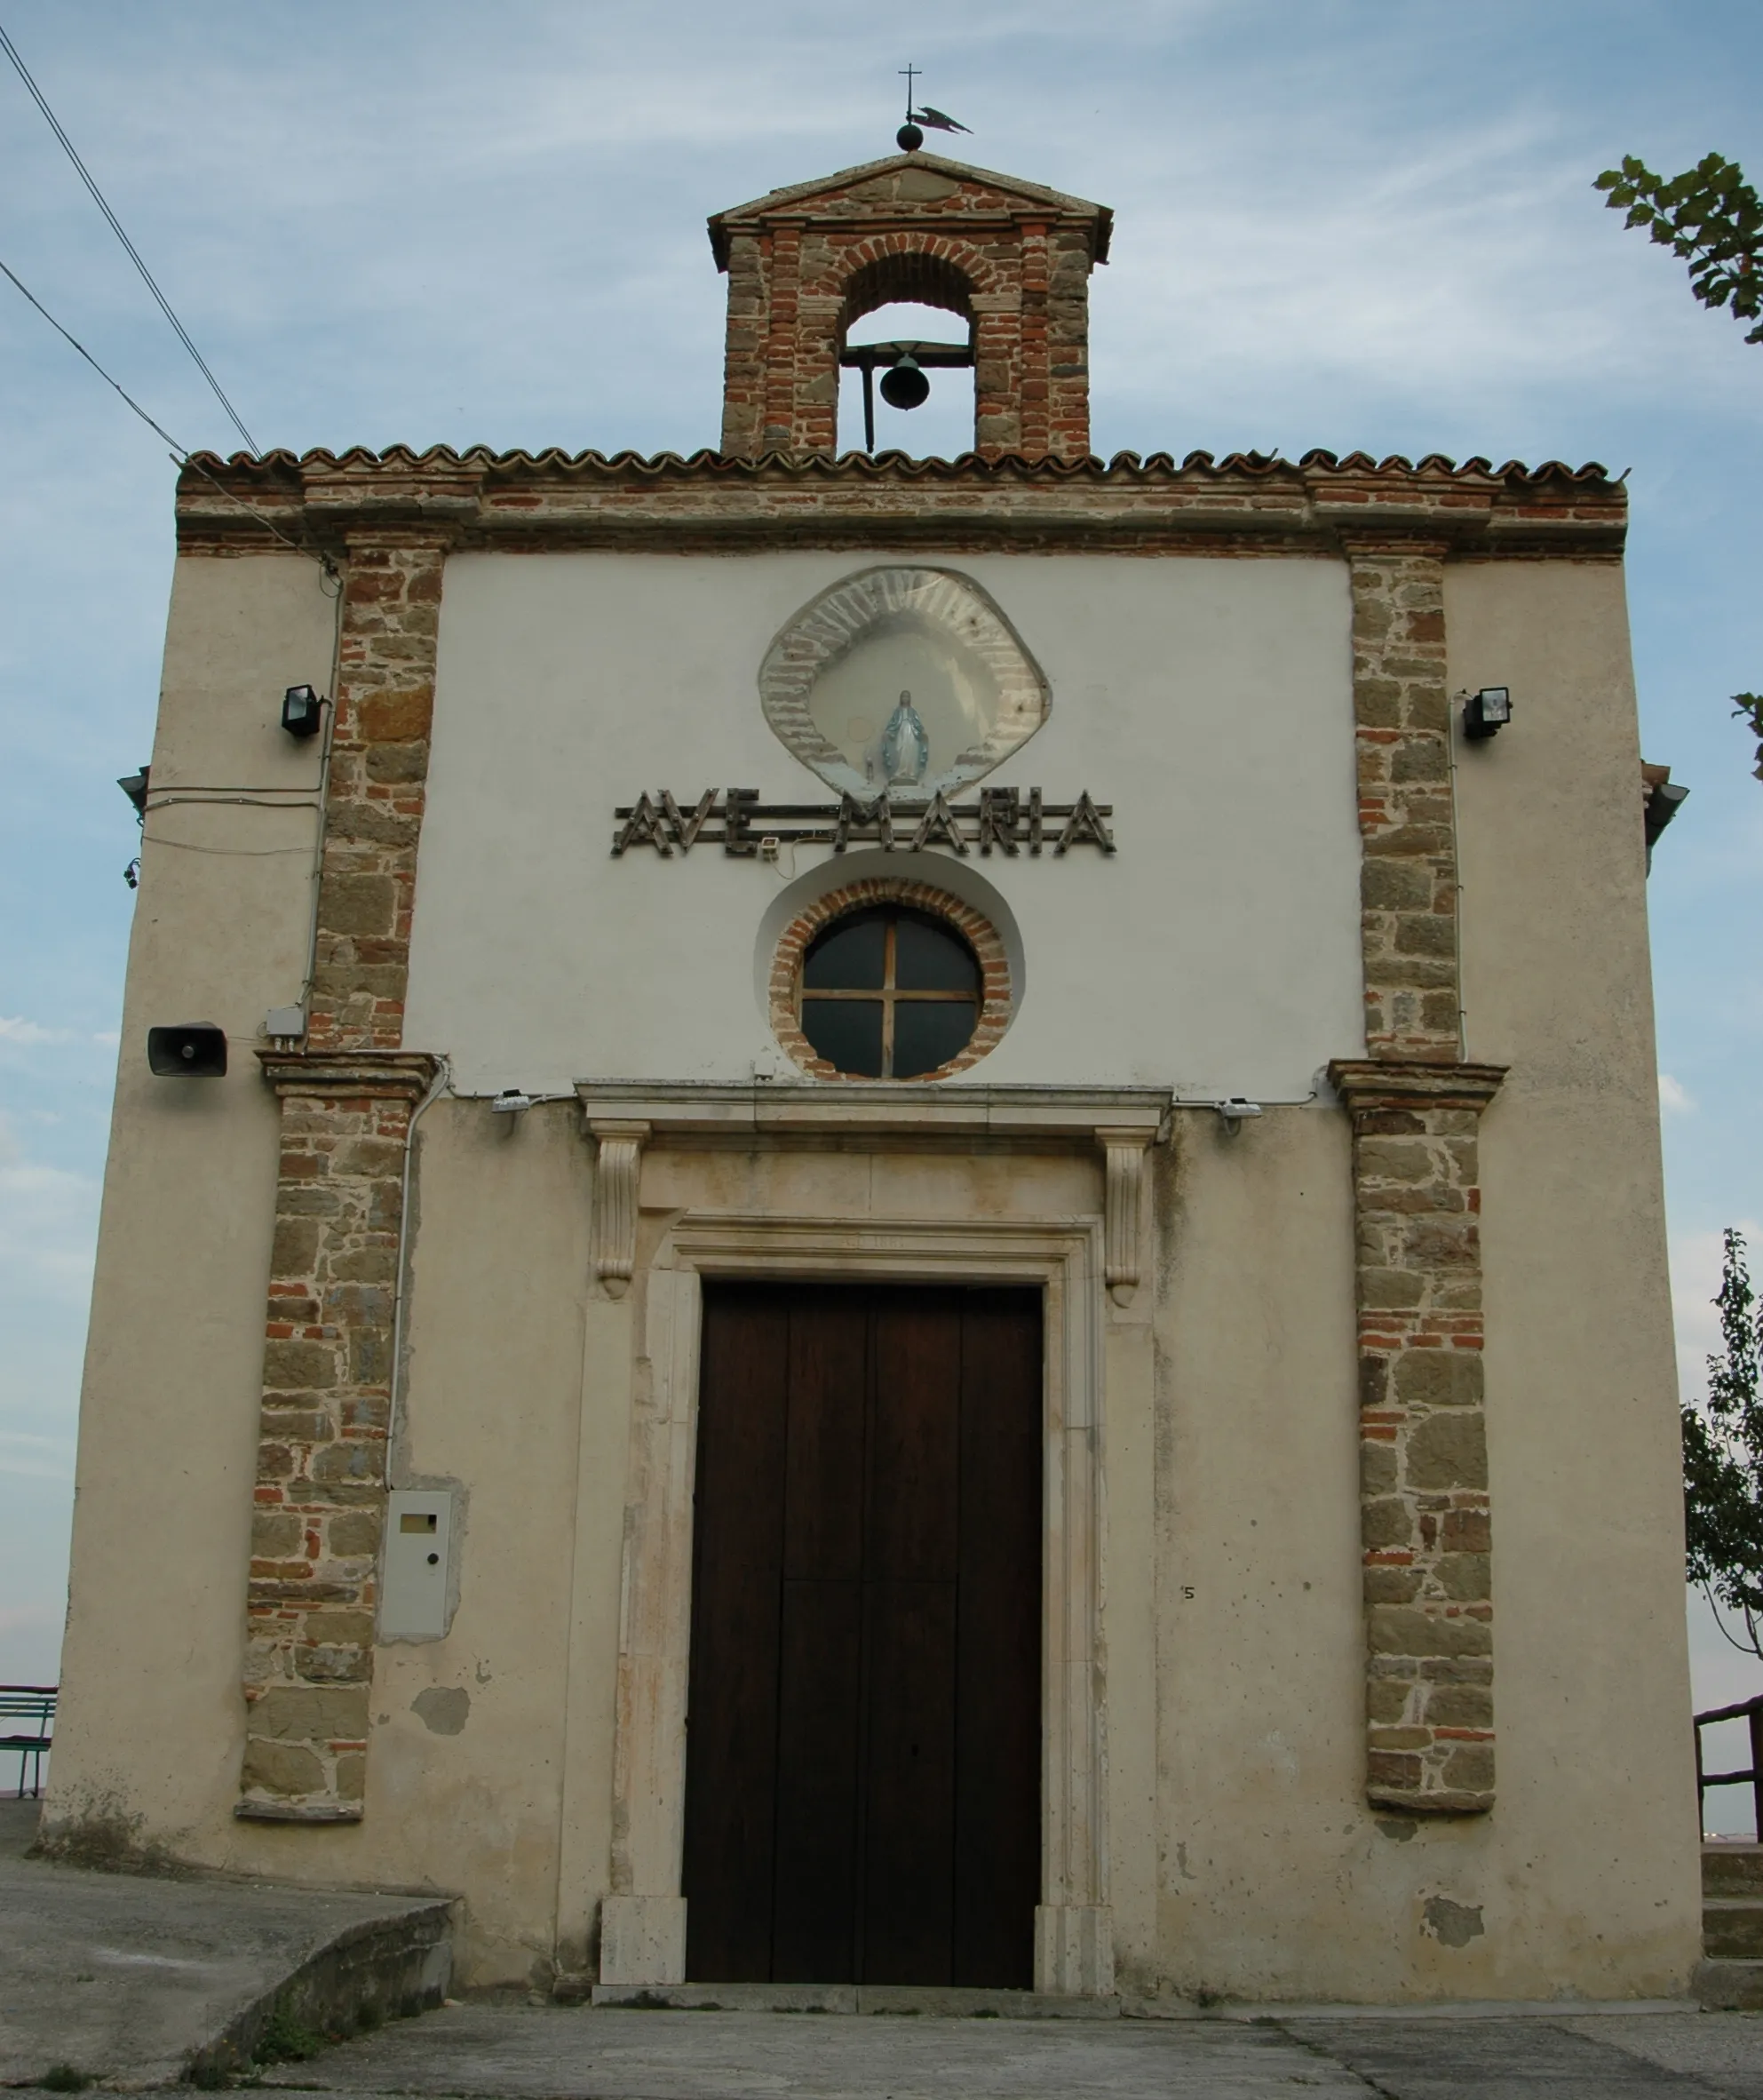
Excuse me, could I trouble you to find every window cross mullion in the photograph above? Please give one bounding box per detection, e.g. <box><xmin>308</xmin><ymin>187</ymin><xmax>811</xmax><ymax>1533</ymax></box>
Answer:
<box><xmin>881</xmin><ymin>918</ymin><xmax>898</xmax><ymax>1078</ymax></box>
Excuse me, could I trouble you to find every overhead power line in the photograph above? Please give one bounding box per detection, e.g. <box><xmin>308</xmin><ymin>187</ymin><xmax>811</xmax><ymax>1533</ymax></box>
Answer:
<box><xmin>0</xmin><ymin>255</ymin><xmax>185</xmax><ymax>453</ymax></box>
<box><xmin>0</xmin><ymin>252</ymin><xmax>332</xmax><ymax>580</ymax></box>
<box><xmin>0</xmin><ymin>18</ymin><xmax>259</xmax><ymax>452</ymax></box>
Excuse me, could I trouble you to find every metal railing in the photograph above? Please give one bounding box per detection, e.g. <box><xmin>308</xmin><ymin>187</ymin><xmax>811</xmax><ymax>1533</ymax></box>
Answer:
<box><xmin>1695</xmin><ymin>1693</ymin><xmax>1763</xmax><ymax>1836</ymax></box>
<box><xmin>0</xmin><ymin>1684</ymin><xmax>55</xmax><ymax>1799</ymax></box>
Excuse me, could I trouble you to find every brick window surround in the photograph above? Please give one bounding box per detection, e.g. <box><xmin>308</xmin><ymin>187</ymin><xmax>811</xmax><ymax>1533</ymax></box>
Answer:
<box><xmin>770</xmin><ymin>879</ymin><xmax>1012</xmax><ymax>1080</ymax></box>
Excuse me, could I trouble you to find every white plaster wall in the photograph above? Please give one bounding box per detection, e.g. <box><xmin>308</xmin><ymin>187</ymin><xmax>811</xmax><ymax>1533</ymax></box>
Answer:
<box><xmin>403</xmin><ymin>553</ymin><xmax>1364</xmax><ymax>1098</ymax></box>
<box><xmin>51</xmin><ymin>543</ymin><xmax>1693</xmax><ymax>2001</ymax></box>
<box><xmin>1141</xmin><ymin>561</ymin><xmax>1696</xmax><ymax>2004</ymax></box>
<box><xmin>50</xmin><ymin>554</ymin><xmax>337</xmax><ymax>1844</ymax></box>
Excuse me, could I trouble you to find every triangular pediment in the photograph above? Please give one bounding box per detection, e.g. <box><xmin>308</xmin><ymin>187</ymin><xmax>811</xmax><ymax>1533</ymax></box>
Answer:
<box><xmin>708</xmin><ymin>152</ymin><xmax>1111</xmax><ymax>268</ymax></box>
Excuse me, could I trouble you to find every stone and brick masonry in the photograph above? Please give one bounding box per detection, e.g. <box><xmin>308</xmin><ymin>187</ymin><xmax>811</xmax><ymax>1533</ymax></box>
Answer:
<box><xmin>1329</xmin><ymin>1060</ymin><xmax>1504</xmax><ymax>1815</ymax></box>
<box><xmin>236</xmin><ymin>533</ymin><xmax>447</xmax><ymax>1820</ymax></box>
<box><xmin>185</xmin><ymin>181</ymin><xmax>1620</xmax><ymax>1820</ymax></box>
<box><xmin>1336</xmin><ymin>537</ymin><xmax>1505</xmax><ymax>1817</ymax></box>
<box><xmin>240</xmin><ymin>1054</ymin><xmax>438</xmax><ymax>1818</ymax></box>
<box><xmin>710</xmin><ymin>155</ymin><xmax>1109</xmax><ymax>462</ymax></box>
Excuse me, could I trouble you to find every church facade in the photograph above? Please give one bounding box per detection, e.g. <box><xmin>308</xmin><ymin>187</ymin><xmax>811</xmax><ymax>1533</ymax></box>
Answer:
<box><xmin>48</xmin><ymin>149</ymin><xmax>1697</xmax><ymax>2006</ymax></box>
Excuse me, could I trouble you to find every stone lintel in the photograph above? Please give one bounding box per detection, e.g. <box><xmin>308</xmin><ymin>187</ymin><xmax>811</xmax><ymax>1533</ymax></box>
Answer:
<box><xmin>574</xmin><ymin>1081</ymin><xmax>1170</xmax><ymax>1157</ymax></box>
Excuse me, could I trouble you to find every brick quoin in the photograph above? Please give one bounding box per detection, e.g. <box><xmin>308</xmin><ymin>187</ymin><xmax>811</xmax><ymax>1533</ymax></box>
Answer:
<box><xmin>707</xmin><ymin>153</ymin><xmax>1111</xmax><ymax>463</ymax></box>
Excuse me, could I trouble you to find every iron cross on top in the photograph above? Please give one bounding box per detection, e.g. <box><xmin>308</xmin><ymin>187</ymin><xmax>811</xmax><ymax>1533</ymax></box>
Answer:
<box><xmin>900</xmin><ymin>62</ymin><xmax>919</xmax><ymax>116</ymax></box>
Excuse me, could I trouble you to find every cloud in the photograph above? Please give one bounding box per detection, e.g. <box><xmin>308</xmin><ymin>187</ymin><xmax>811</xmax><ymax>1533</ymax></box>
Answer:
<box><xmin>0</xmin><ymin>1602</ymin><xmax>60</xmax><ymax>1638</ymax></box>
<box><xmin>0</xmin><ymin>1017</ymin><xmax>71</xmax><ymax>1046</ymax></box>
<box><xmin>0</xmin><ymin>1430</ymin><xmax>75</xmax><ymax>1482</ymax></box>
<box><xmin>0</xmin><ymin>1155</ymin><xmax>101</xmax><ymax>1309</ymax></box>
<box><xmin>1659</xmin><ymin>1072</ymin><xmax>1695</xmax><ymax>1115</ymax></box>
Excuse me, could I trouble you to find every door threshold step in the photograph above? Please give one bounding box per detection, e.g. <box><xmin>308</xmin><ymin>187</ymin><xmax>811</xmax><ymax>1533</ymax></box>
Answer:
<box><xmin>1695</xmin><ymin>1957</ymin><xmax>1763</xmax><ymax>2010</ymax></box>
<box><xmin>590</xmin><ymin>1982</ymin><xmax>1119</xmax><ymax>2018</ymax></box>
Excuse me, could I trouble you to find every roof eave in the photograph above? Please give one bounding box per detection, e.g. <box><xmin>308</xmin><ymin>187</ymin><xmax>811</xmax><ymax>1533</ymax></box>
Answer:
<box><xmin>707</xmin><ymin>150</ymin><xmax>1111</xmax><ymax>270</ymax></box>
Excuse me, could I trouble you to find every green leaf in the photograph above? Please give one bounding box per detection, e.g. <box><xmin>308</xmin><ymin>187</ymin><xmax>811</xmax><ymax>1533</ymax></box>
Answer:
<box><xmin>1600</xmin><ymin>149</ymin><xmax>1763</xmax><ymax>347</ymax></box>
<box><xmin>1684</xmin><ymin>1229</ymin><xmax>1763</xmax><ymax>1605</ymax></box>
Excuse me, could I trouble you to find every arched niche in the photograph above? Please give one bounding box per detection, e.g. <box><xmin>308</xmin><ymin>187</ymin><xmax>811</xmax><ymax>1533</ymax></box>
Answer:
<box><xmin>758</xmin><ymin>566</ymin><xmax>1051</xmax><ymax>799</ymax></box>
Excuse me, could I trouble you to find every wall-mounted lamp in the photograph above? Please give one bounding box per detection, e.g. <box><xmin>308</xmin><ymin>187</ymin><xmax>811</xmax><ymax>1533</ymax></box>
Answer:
<box><xmin>491</xmin><ymin>1088</ymin><xmax>535</xmax><ymax>1118</ymax></box>
<box><xmin>1461</xmin><ymin>687</ymin><xmax>1513</xmax><ymax>742</ymax></box>
<box><xmin>1216</xmin><ymin>1097</ymin><xmax>1263</xmax><ymax>1135</ymax></box>
<box><xmin>147</xmin><ymin>1022</ymin><xmax>227</xmax><ymax>1078</ymax></box>
<box><xmin>282</xmin><ymin>684</ymin><xmax>325</xmax><ymax>738</ymax></box>
<box><xmin>117</xmin><ymin>767</ymin><xmax>150</xmax><ymax>815</ymax></box>
<box><xmin>1642</xmin><ymin>764</ymin><xmax>1689</xmax><ymax>872</ymax></box>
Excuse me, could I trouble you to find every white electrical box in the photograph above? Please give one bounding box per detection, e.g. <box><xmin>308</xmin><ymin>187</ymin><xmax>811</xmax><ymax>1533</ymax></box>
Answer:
<box><xmin>380</xmin><ymin>1489</ymin><xmax>454</xmax><ymax>1639</ymax></box>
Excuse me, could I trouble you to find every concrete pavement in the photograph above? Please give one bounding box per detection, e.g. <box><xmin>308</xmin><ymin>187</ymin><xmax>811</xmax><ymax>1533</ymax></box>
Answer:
<box><xmin>8</xmin><ymin>1794</ymin><xmax>1763</xmax><ymax>2094</ymax></box>
<box><xmin>243</xmin><ymin>2000</ymin><xmax>1763</xmax><ymax>2099</ymax></box>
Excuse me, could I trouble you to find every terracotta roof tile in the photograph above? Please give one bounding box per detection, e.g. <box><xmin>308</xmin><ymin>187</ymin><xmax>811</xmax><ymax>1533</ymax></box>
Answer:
<box><xmin>184</xmin><ymin>444</ymin><xmax>1619</xmax><ymax>491</ymax></box>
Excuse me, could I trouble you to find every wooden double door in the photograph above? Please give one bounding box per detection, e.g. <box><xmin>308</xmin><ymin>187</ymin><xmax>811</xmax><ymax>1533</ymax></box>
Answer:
<box><xmin>682</xmin><ymin>1283</ymin><xmax>1043</xmax><ymax>1987</ymax></box>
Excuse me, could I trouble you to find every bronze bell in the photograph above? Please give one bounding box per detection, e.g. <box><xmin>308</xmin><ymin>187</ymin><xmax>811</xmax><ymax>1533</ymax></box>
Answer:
<box><xmin>878</xmin><ymin>353</ymin><xmax>930</xmax><ymax>410</ymax></box>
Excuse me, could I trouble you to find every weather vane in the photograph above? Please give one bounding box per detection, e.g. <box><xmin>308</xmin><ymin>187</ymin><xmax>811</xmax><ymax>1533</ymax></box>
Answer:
<box><xmin>896</xmin><ymin>64</ymin><xmax>971</xmax><ymax>153</ymax></box>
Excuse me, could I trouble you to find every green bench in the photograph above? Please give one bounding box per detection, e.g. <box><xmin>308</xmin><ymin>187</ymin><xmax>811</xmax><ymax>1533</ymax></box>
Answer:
<box><xmin>0</xmin><ymin>1684</ymin><xmax>55</xmax><ymax>1798</ymax></box>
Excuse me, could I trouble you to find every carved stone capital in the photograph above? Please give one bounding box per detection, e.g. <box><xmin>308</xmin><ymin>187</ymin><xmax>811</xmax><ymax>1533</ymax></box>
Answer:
<box><xmin>590</xmin><ymin>1121</ymin><xmax>651</xmax><ymax>1299</ymax></box>
<box><xmin>1096</xmin><ymin>1126</ymin><xmax>1153</xmax><ymax>1308</ymax></box>
<box><xmin>1328</xmin><ymin>1059</ymin><xmax>1507</xmax><ymax>1118</ymax></box>
<box><xmin>257</xmin><ymin>1049</ymin><xmax>442</xmax><ymax>1102</ymax></box>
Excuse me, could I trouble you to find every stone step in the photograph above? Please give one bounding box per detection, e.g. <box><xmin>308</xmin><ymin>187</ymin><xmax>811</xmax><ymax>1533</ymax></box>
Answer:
<box><xmin>195</xmin><ymin>1896</ymin><xmax>457</xmax><ymax>2080</ymax></box>
<box><xmin>1703</xmin><ymin>1897</ymin><xmax>1763</xmax><ymax>1961</ymax></box>
<box><xmin>1703</xmin><ymin>1840</ymin><xmax>1763</xmax><ymax>1896</ymax></box>
<box><xmin>1695</xmin><ymin>1956</ymin><xmax>1763</xmax><ymax>2010</ymax></box>
<box><xmin>589</xmin><ymin>1981</ymin><xmax>1121</xmax><ymax>2018</ymax></box>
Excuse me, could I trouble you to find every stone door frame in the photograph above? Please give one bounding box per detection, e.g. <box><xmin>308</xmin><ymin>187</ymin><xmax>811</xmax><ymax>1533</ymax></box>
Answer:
<box><xmin>598</xmin><ymin>1209</ymin><xmax>1114</xmax><ymax>1997</ymax></box>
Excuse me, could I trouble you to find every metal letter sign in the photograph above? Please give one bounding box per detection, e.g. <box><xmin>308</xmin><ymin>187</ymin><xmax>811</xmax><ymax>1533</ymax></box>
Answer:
<box><xmin>611</xmin><ymin>791</ymin><xmax>1115</xmax><ymax>858</ymax></box>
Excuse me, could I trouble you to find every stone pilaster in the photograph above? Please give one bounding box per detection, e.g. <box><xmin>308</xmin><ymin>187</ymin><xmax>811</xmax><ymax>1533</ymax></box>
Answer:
<box><xmin>239</xmin><ymin>1054</ymin><xmax>440</xmax><ymax>1820</ymax></box>
<box><xmin>237</xmin><ymin>526</ymin><xmax>448</xmax><ymax>1821</ymax></box>
<box><xmin>307</xmin><ymin>530</ymin><xmax>449</xmax><ymax>1053</ymax></box>
<box><xmin>719</xmin><ymin>233</ymin><xmax>769</xmax><ymax>458</ymax></box>
<box><xmin>1331</xmin><ymin>1060</ymin><xmax>1505</xmax><ymax>1813</ymax></box>
<box><xmin>1337</xmin><ymin>532</ymin><xmax>1510</xmax><ymax>1815</ymax></box>
<box><xmin>1346</xmin><ymin>538</ymin><xmax>1461</xmax><ymax>1062</ymax></box>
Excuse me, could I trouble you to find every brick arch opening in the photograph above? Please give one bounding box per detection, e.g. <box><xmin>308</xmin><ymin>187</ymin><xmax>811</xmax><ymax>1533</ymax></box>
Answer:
<box><xmin>717</xmin><ymin>198</ymin><xmax>1097</xmax><ymax>461</ymax></box>
<box><xmin>838</xmin><ymin>251</ymin><xmax>976</xmax><ymax>343</ymax></box>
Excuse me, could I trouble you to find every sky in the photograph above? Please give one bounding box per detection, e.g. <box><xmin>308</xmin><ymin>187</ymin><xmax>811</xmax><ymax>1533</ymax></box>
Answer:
<box><xmin>2</xmin><ymin>0</ymin><xmax>1761</xmax><ymax>1809</ymax></box>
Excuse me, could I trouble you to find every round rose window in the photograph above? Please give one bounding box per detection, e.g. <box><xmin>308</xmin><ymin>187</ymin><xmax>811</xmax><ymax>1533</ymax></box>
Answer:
<box><xmin>797</xmin><ymin>905</ymin><xmax>981</xmax><ymax>1079</ymax></box>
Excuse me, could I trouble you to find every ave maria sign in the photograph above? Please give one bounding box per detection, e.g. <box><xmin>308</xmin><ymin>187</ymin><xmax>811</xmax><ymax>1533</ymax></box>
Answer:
<box><xmin>611</xmin><ymin>788</ymin><xmax>1116</xmax><ymax>859</ymax></box>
